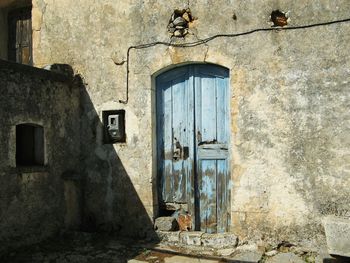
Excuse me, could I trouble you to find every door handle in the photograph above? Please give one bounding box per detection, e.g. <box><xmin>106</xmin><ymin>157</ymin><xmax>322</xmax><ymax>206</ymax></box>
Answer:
<box><xmin>173</xmin><ymin>145</ymin><xmax>189</xmax><ymax>160</ymax></box>
<box><xmin>173</xmin><ymin>148</ymin><xmax>181</xmax><ymax>160</ymax></box>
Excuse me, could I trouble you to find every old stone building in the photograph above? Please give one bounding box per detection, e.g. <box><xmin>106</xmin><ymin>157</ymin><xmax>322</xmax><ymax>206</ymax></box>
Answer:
<box><xmin>0</xmin><ymin>0</ymin><xmax>349</xmax><ymax>259</ymax></box>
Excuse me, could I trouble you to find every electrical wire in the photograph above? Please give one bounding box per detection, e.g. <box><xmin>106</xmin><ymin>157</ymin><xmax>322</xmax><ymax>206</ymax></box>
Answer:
<box><xmin>119</xmin><ymin>17</ymin><xmax>350</xmax><ymax>104</ymax></box>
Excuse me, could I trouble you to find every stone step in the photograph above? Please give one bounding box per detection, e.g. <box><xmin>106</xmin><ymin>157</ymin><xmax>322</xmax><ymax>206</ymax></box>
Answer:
<box><xmin>156</xmin><ymin>231</ymin><xmax>238</xmax><ymax>249</ymax></box>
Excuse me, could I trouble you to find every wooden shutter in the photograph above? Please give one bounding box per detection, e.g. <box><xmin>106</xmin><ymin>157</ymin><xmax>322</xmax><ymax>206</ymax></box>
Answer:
<box><xmin>8</xmin><ymin>7</ymin><xmax>32</xmax><ymax>65</ymax></box>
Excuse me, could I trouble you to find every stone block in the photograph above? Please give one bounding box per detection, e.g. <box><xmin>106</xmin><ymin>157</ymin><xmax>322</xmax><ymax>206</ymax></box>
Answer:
<box><xmin>156</xmin><ymin>231</ymin><xmax>181</xmax><ymax>243</ymax></box>
<box><xmin>323</xmin><ymin>215</ymin><xmax>350</xmax><ymax>257</ymax></box>
<box><xmin>266</xmin><ymin>252</ymin><xmax>304</xmax><ymax>263</ymax></box>
<box><xmin>265</xmin><ymin>250</ymin><xmax>278</xmax><ymax>257</ymax></box>
<box><xmin>201</xmin><ymin>233</ymin><xmax>238</xmax><ymax>248</ymax></box>
<box><xmin>179</xmin><ymin>231</ymin><xmax>203</xmax><ymax>246</ymax></box>
<box><xmin>164</xmin><ymin>256</ymin><xmax>218</xmax><ymax>263</ymax></box>
<box><xmin>229</xmin><ymin>244</ymin><xmax>263</xmax><ymax>262</ymax></box>
<box><xmin>154</xmin><ymin>217</ymin><xmax>178</xmax><ymax>231</ymax></box>
<box><xmin>230</xmin><ymin>250</ymin><xmax>263</xmax><ymax>263</ymax></box>
<box><xmin>217</xmin><ymin>248</ymin><xmax>236</xmax><ymax>257</ymax></box>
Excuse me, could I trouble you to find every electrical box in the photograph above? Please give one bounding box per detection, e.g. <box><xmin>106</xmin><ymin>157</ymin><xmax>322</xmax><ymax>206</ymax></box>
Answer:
<box><xmin>102</xmin><ymin>110</ymin><xmax>126</xmax><ymax>143</ymax></box>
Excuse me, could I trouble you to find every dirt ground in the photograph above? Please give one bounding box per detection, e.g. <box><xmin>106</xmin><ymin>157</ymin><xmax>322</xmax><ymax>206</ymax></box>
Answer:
<box><xmin>1</xmin><ymin>231</ymin><xmax>349</xmax><ymax>263</ymax></box>
<box><xmin>0</xmin><ymin>232</ymin><xmax>227</xmax><ymax>263</ymax></box>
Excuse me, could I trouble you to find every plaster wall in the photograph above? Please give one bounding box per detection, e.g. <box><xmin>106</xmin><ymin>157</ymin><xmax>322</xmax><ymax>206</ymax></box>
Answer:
<box><xmin>31</xmin><ymin>0</ymin><xmax>350</xmax><ymax>244</ymax></box>
<box><xmin>0</xmin><ymin>60</ymin><xmax>81</xmax><ymax>253</ymax></box>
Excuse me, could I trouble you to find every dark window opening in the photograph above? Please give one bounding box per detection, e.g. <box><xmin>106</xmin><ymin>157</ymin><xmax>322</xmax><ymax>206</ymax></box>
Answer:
<box><xmin>8</xmin><ymin>6</ymin><xmax>32</xmax><ymax>65</ymax></box>
<box><xmin>16</xmin><ymin>124</ymin><xmax>44</xmax><ymax>166</ymax></box>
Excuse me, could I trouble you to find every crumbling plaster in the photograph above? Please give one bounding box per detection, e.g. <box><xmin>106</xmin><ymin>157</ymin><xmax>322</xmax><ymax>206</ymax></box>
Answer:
<box><xmin>30</xmin><ymin>0</ymin><xmax>350</xmax><ymax>244</ymax></box>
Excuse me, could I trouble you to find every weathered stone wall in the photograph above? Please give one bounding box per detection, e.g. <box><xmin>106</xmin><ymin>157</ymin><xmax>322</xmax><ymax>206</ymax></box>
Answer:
<box><xmin>30</xmin><ymin>0</ymin><xmax>350</xmax><ymax>244</ymax></box>
<box><xmin>0</xmin><ymin>60</ymin><xmax>80</xmax><ymax>254</ymax></box>
<box><xmin>0</xmin><ymin>9</ymin><xmax>7</xmax><ymax>59</ymax></box>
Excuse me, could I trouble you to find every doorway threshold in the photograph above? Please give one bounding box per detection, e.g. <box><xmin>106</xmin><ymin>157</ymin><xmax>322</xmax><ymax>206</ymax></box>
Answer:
<box><xmin>156</xmin><ymin>230</ymin><xmax>238</xmax><ymax>249</ymax></box>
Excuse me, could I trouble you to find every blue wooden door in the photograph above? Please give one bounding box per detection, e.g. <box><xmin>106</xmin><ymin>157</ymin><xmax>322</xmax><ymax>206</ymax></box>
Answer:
<box><xmin>157</xmin><ymin>64</ymin><xmax>230</xmax><ymax>233</ymax></box>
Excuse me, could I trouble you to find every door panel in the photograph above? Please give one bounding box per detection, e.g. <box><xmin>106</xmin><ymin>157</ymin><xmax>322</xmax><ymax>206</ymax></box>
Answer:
<box><xmin>198</xmin><ymin>159</ymin><xmax>217</xmax><ymax>233</ymax></box>
<box><xmin>217</xmin><ymin>159</ymin><xmax>230</xmax><ymax>233</ymax></box>
<box><xmin>194</xmin><ymin>65</ymin><xmax>230</xmax><ymax>233</ymax></box>
<box><xmin>157</xmin><ymin>67</ymin><xmax>194</xmax><ymax>205</ymax></box>
<box><xmin>197</xmin><ymin>75</ymin><xmax>217</xmax><ymax>143</ymax></box>
<box><xmin>157</xmin><ymin>64</ymin><xmax>230</xmax><ymax>233</ymax></box>
<box><xmin>171</xmin><ymin>76</ymin><xmax>189</xmax><ymax>202</ymax></box>
<box><xmin>162</xmin><ymin>79</ymin><xmax>174</xmax><ymax>202</ymax></box>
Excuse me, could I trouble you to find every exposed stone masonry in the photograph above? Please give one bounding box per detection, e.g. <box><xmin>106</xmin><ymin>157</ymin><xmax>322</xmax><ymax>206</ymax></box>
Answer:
<box><xmin>167</xmin><ymin>9</ymin><xmax>195</xmax><ymax>37</ymax></box>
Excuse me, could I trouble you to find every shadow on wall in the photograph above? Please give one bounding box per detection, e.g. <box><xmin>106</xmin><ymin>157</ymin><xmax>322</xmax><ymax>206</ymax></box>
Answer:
<box><xmin>0</xmin><ymin>62</ymin><xmax>159</xmax><ymax>261</ymax></box>
<box><xmin>78</xmin><ymin>76</ymin><xmax>159</xmax><ymax>243</ymax></box>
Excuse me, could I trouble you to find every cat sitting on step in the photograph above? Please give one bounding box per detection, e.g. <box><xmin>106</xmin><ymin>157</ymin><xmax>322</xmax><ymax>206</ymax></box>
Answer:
<box><xmin>172</xmin><ymin>208</ymin><xmax>192</xmax><ymax>231</ymax></box>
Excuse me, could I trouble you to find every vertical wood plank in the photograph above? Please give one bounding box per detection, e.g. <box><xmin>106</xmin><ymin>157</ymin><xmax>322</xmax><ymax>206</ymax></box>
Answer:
<box><xmin>199</xmin><ymin>75</ymin><xmax>217</xmax><ymax>143</ymax></box>
<box><xmin>216</xmin><ymin>159</ymin><xmax>228</xmax><ymax>233</ymax></box>
<box><xmin>162</xmin><ymin>80</ymin><xmax>174</xmax><ymax>202</ymax></box>
<box><xmin>172</xmin><ymin>76</ymin><xmax>187</xmax><ymax>202</ymax></box>
<box><xmin>16</xmin><ymin>17</ymin><xmax>21</xmax><ymax>63</ymax></box>
<box><xmin>187</xmin><ymin>66</ymin><xmax>195</xmax><ymax>225</ymax></box>
<box><xmin>199</xmin><ymin>159</ymin><xmax>217</xmax><ymax>233</ymax></box>
<box><xmin>216</xmin><ymin>77</ymin><xmax>228</xmax><ymax>144</ymax></box>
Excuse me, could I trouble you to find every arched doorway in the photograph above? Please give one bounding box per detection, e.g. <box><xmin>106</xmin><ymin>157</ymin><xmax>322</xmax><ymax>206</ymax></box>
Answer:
<box><xmin>156</xmin><ymin>64</ymin><xmax>231</xmax><ymax>233</ymax></box>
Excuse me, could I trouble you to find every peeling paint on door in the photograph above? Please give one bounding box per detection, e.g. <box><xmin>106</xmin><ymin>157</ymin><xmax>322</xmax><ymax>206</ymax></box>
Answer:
<box><xmin>156</xmin><ymin>64</ymin><xmax>230</xmax><ymax>233</ymax></box>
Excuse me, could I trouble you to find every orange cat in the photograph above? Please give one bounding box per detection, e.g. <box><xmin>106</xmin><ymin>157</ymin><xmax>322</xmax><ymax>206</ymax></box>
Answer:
<box><xmin>177</xmin><ymin>213</ymin><xmax>192</xmax><ymax>231</ymax></box>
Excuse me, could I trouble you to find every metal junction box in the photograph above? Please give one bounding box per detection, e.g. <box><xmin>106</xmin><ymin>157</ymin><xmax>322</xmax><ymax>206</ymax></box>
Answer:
<box><xmin>102</xmin><ymin>110</ymin><xmax>126</xmax><ymax>143</ymax></box>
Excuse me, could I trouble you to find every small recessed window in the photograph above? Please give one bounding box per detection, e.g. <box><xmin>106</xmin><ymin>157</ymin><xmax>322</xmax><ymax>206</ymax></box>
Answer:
<box><xmin>16</xmin><ymin>124</ymin><xmax>44</xmax><ymax>166</ymax></box>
